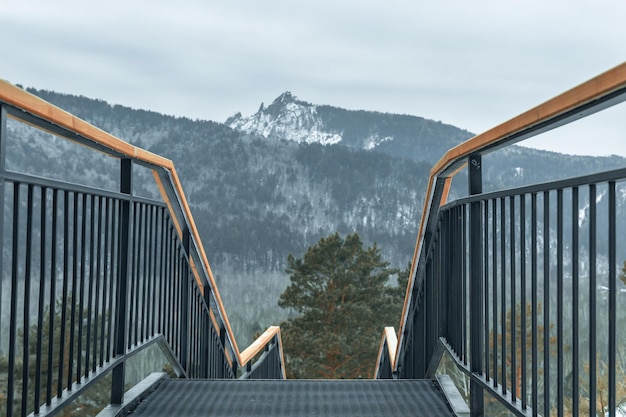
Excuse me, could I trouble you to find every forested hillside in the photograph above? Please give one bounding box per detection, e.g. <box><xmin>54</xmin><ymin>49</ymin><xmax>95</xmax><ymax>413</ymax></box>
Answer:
<box><xmin>14</xmin><ymin>87</ymin><xmax>626</xmax><ymax>345</ymax></box>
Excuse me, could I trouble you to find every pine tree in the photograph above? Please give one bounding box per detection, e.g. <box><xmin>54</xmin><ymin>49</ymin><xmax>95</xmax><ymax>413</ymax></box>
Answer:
<box><xmin>278</xmin><ymin>232</ymin><xmax>404</xmax><ymax>379</ymax></box>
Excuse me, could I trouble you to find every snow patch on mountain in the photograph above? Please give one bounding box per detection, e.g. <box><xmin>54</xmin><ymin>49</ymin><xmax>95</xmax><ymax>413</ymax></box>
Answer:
<box><xmin>364</xmin><ymin>134</ymin><xmax>393</xmax><ymax>150</ymax></box>
<box><xmin>227</xmin><ymin>93</ymin><xmax>343</xmax><ymax>145</ymax></box>
<box><xmin>226</xmin><ymin>92</ymin><xmax>398</xmax><ymax>151</ymax></box>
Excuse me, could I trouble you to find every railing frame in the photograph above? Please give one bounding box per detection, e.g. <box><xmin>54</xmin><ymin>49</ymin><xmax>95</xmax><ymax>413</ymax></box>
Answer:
<box><xmin>110</xmin><ymin>158</ymin><xmax>133</xmax><ymax>405</ymax></box>
<box><xmin>374</xmin><ymin>327</ymin><xmax>398</xmax><ymax>379</ymax></box>
<box><xmin>468</xmin><ymin>153</ymin><xmax>484</xmax><ymax>414</ymax></box>
<box><xmin>376</xmin><ymin>62</ymin><xmax>626</xmax><ymax>417</ymax></box>
<box><xmin>0</xmin><ymin>83</ymin><xmax>285</xmax><ymax>417</ymax></box>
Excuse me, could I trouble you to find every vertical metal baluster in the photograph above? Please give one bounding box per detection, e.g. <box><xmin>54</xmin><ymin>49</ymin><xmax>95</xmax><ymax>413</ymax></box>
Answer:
<box><xmin>168</xmin><ymin>224</ymin><xmax>175</xmax><ymax>346</ymax></box>
<box><xmin>520</xmin><ymin>193</ymin><xmax>527</xmax><ymax>410</ymax></box>
<box><xmin>58</xmin><ymin>190</ymin><xmax>70</xmax><ymax>398</ymax></box>
<box><xmin>175</xmin><ymin>243</ymin><xmax>181</xmax><ymax>358</ymax></box>
<box><xmin>492</xmin><ymin>197</ymin><xmax>498</xmax><ymax>389</ymax></box>
<box><xmin>99</xmin><ymin>198</ymin><xmax>116</xmax><ymax>360</ymax></box>
<box><xmin>146</xmin><ymin>205</ymin><xmax>155</xmax><ymax>338</ymax></box>
<box><xmin>433</xmin><ymin>225</ymin><xmax>439</xmax><ymax>365</ymax></box>
<box><xmin>85</xmin><ymin>194</ymin><xmax>96</xmax><ymax>378</ymax></box>
<box><xmin>106</xmin><ymin>199</ymin><xmax>117</xmax><ymax>362</ymax></box>
<box><xmin>436</xmin><ymin>211</ymin><xmax>442</xmax><ymax>360</ymax></box>
<box><xmin>22</xmin><ymin>184</ymin><xmax>34</xmax><ymax>415</ymax></box>
<box><xmin>0</xmin><ymin>104</ymin><xmax>4</xmax><ymax>311</ymax></box>
<box><xmin>139</xmin><ymin>203</ymin><xmax>146</xmax><ymax>342</ymax></box>
<box><xmin>172</xmin><ymin>226</ymin><xmax>179</xmax><ymax>351</ymax></box>
<box><xmin>484</xmin><ymin>199</ymin><xmax>490</xmax><ymax>383</ymax></box>
<box><xmin>111</xmin><ymin>158</ymin><xmax>132</xmax><ymax>405</ymax></box>
<box><xmin>76</xmin><ymin>193</ymin><xmax>88</xmax><ymax>384</ymax></box>
<box><xmin>557</xmin><ymin>188</ymin><xmax>564</xmax><ymax>416</ymax></box>
<box><xmin>7</xmin><ymin>182</ymin><xmax>20</xmax><ymax>417</ymax></box>
<box><xmin>468</xmin><ymin>153</ymin><xmax>483</xmax><ymax>416</ymax></box>
<box><xmin>35</xmin><ymin>187</ymin><xmax>47</xmax><ymax>413</ymax></box>
<box><xmin>608</xmin><ymin>181</ymin><xmax>616</xmax><ymax>417</ymax></box>
<box><xmin>449</xmin><ymin>210</ymin><xmax>456</xmax><ymax>358</ymax></box>
<box><xmin>180</xmin><ymin>229</ymin><xmax>190</xmax><ymax>369</ymax></box>
<box><xmin>169</xmin><ymin>218</ymin><xmax>176</xmax><ymax>344</ymax></box>
<box><xmin>158</xmin><ymin>209</ymin><xmax>166</xmax><ymax>334</ymax></box>
<box><xmin>146</xmin><ymin>207</ymin><xmax>155</xmax><ymax>336</ymax></box>
<box><xmin>543</xmin><ymin>190</ymin><xmax>551</xmax><ymax>417</ymax></box>
<box><xmin>141</xmin><ymin>204</ymin><xmax>150</xmax><ymax>341</ymax></box>
<box><xmin>132</xmin><ymin>202</ymin><xmax>142</xmax><ymax>347</ymax></box>
<box><xmin>46</xmin><ymin>188</ymin><xmax>58</xmax><ymax>405</ymax></box>
<box><xmin>571</xmin><ymin>187</ymin><xmax>579</xmax><ymax>416</ymax></box>
<box><xmin>510</xmin><ymin>195</ymin><xmax>517</xmax><ymax>403</ymax></box>
<box><xmin>200</xmin><ymin>301</ymin><xmax>206</xmax><ymax>378</ymax></box>
<box><xmin>500</xmin><ymin>197</ymin><xmax>506</xmax><ymax>395</ymax></box>
<box><xmin>203</xmin><ymin>301</ymin><xmax>209</xmax><ymax>378</ymax></box>
<box><xmin>0</xmin><ymin>106</ymin><xmax>6</xmax><ymax>411</ymax></box>
<box><xmin>531</xmin><ymin>192</ymin><xmax>538</xmax><ymax>413</ymax></box>
<box><xmin>190</xmin><ymin>294</ymin><xmax>196</xmax><ymax>377</ymax></box>
<box><xmin>153</xmin><ymin>208</ymin><xmax>160</xmax><ymax>336</ymax></box>
<box><xmin>194</xmin><ymin>293</ymin><xmax>200</xmax><ymax>377</ymax></box>
<box><xmin>446</xmin><ymin>210</ymin><xmax>452</xmax><ymax>359</ymax></box>
<box><xmin>451</xmin><ymin>209</ymin><xmax>457</xmax><ymax>361</ymax></box>
<box><xmin>458</xmin><ymin>206</ymin><xmax>464</xmax><ymax>364</ymax></box>
<box><xmin>140</xmin><ymin>203</ymin><xmax>147</xmax><ymax>341</ymax></box>
<box><xmin>589</xmin><ymin>184</ymin><xmax>597</xmax><ymax>417</ymax></box>
<box><xmin>418</xmin><ymin>251</ymin><xmax>424</xmax><ymax>375</ymax></box>
<box><xmin>187</xmin><ymin>292</ymin><xmax>194</xmax><ymax>377</ymax></box>
<box><xmin>216</xmin><ymin>324</ymin><xmax>221</xmax><ymax>379</ymax></box>
<box><xmin>93</xmin><ymin>196</ymin><xmax>103</xmax><ymax>372</ymax></box>
<box><xmin>442</xmin><ymin>209</ymin><xmax>450</xmax><ymax>352</ymax></box>
<box><xmin>164</xmin><ymin>223</ymin><xmax>172</xmax><ymax>344</ymax></box>
<box><xmin>126</xmin><ymin>202</ymin><xmax>133</xmax><ymax>349</ymax></box>
<box><xmin>67</xmin><ymin>193</ymin><xmax>80</xmax><ymax>390</ymax></box>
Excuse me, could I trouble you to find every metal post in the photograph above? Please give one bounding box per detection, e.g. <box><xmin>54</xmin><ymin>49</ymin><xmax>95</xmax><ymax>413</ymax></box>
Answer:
<box><xmin>201</xmin><ymin>284</ymin><xmax>212</xmax><ymax>378</ymax></box>
<box><xmin>468</xmin><ymin>153</ymin><xmax>484</xmax><ymax>417</ymax></box>
<box><xmin>608</xmin><ymin>181</ymin><xmax>616</xmax><ymax>416</ymax></box>
<box><xmin>180</xmin><ymin>227</ymin><xmax>190</xmax><ymax>371</ymax></box>
<box><xmin>111</xmin><ymin>158</ymin><xmax>132</xmax><ymax>404</ymax></box>
<box><xmin>219</xmin><ymin>325</ymin><xmax>227</xmax><ymax>378</ymax></box>
<box><xmin>0</xmin><ymin>105</ymin><xmax>6</xmax><ymax>354</ymax></box>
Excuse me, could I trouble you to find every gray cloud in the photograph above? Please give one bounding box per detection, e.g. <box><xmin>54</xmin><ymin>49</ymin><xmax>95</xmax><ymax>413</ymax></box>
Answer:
<box><xmin>2</xmin><ymin>0</ymin><xmax>625</xmax><ymax>156</ymax></box>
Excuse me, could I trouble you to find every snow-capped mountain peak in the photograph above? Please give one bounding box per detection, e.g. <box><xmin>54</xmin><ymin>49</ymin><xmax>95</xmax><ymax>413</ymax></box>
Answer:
<box><xmin>225</xmin><ymin>92</ymin><xmax>342</xmax><ymax>145</ymax></box>
<box><xmin>225</xmin><ymin>92</ymin><xmax>475</xmax><ymax>164</ymax></box>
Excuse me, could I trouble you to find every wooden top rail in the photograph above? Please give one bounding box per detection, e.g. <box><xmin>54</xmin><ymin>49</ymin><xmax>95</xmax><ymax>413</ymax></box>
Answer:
<box><xmin>239</xmin><ymin>326</ymin><xmax>286</xmax><ymax>378</ymax></box>
<box><xmin>374</xmin><ymin>326</ymin><xmax>397</xmax><ymax>378</ymax></box>
<box><xmin>0</xmin><ymin>79</ymin><xmax>275</xmax><ymax>371</ymax></box>
<box><xmin>396</xmin><ymin>61</ymin><xmax>626</xmax><ymax>369</ymax></box>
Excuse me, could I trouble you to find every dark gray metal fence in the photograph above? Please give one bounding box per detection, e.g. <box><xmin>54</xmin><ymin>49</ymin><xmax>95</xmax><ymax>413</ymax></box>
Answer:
<box><xmin>377</xmin><ymin>63</ymin><xmax>626</xmax><ymax>417</ymax></box>
<box><xmin>0</xmin><ymin>95</ymin><xmax>284</xmax><ymax>417</ymax></box>
<box><xmin>395</xmin><ymin>166</ymin><xmax>626</xmax><ymax>416</ymax></box>
<box><xmin>239</xmin><ymin>333</ymin><xmax>284</xmax><ymax>380</ymax></box>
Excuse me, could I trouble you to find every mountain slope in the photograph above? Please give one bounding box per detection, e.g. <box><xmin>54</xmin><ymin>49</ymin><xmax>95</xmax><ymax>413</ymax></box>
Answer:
<box><xmin>226</xmin><ymin>91</ymin><xmax>474</xmax><ymax>163</ymax></box>
<box><xmin>14</xmin><ymin>87</ymin><xmax>626</xmax><ymax>346</ymax></box>
<box><xmin>15</xmin><ymin>88</ymin><xmax>435</xmax><ymax>344</ymax></box>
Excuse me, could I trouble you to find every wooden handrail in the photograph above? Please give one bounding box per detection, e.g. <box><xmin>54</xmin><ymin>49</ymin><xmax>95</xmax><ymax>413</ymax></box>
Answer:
<box><xmin>374</xmin><ymin>327</ymin><xmax>397</xmax><ymax>378</ymax></box>
<box><xmin>0</xmin><ymin>79</ymin><xmax>274</xmax><ymax>371</ymax></box>
<box><xmin>239</xmin><ymin>326</ymin><xmax>286</xmax><ymax>378</ymax></box>
<box><xmin>396</xmin><ymin>61</ymin><xmax>626</xmax><ymax>370</ymax></box>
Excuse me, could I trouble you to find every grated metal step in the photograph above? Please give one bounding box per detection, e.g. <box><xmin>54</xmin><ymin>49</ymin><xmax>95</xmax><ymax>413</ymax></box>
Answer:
<box><xmin>128</xmin><ymin>378</ymin><xmax>455</xmax><ymax>417</ymax></box>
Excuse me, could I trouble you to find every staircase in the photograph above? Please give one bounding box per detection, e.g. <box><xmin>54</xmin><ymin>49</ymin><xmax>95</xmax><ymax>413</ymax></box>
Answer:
<box><xmin>2</xmin><ymin>63</ymin><xmax>626</xmax><ymax>417</ymax></box>
<box><xmin>126</xmin><ymin>378</ymin><xmax>456</xmax><ymax>417</ymax></box>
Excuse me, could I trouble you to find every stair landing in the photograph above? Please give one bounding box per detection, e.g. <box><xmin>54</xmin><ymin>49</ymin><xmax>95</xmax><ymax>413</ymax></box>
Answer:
<box><xmin>129</xmin><ymin>379</ymin><xmax>455</xmax><ymax>417</ymax></box>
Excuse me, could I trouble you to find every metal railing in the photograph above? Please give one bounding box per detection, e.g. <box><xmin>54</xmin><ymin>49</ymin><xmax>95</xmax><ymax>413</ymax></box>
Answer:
<box><xmin>238</xmin><ymin>326</ymin><xmax>285</xmax><ymax>380</ymax></box>
<box><xmin>377</xmin><ymin>62</ymin><xmax>626</xmax><ymax>416</ymax></box>
<box><xmin>0</xmin><ymin>81</ymin><xmax>285</xmax><ymax>417</ymax></box>
<box><xmin>374</xmin><ymin>327</ymin><xmax>397</xmax><ymax>379</ymax></box>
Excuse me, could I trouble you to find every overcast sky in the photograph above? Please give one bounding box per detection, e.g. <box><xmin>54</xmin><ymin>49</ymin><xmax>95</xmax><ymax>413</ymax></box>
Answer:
<box><xmin>1</xmin><ymin>0</ymin><xmax>625</xmax><ymax>157</ymax></box>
